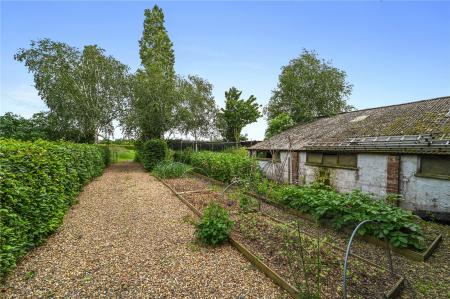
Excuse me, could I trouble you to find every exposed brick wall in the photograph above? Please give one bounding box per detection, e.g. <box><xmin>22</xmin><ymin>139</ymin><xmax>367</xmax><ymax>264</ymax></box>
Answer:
<box><xmin>291</xmin><ymin>152</ymin><xmax>299</xmax><ymax>184</ymax></box>
<box><xmin>386</xmin><ymin>155</ymin><xmax>400</xmax><ymax>194</ymax></box>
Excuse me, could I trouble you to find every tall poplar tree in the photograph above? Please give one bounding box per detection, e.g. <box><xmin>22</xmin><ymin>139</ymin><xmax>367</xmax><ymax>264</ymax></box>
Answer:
<box><xmin>130</xmin><ymin>5</ymin><xmax>177</xmax><ymax>140</ymax></box>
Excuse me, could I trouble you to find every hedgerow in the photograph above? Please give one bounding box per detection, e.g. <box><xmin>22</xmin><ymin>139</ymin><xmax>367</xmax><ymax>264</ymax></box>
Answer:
<box><xmin>0</xmin><ymin>139</ymin><xmax>108</xmax><ymax>278</ymax></box>
<box><xmin>175</xmin><ymin>149</ymin><xmax>256</xmax><ymax>183</ymax></box>
<box><xmin>137</xmin><ymin>139</ymin><xmax>169</xmax><ymax>170</ymax></box>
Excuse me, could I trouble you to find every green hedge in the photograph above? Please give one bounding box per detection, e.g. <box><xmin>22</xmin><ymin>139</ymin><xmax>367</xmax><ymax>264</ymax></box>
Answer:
<box><xmin>175</xmin><ymin>149</ymin><xmax>256</xmax><ymax>183</ymax></box>
<box><xmin>0</xmin><ymin>139</ymin><xmax>108</xmax><ymax>278</ymax></box>
<box><xmin>137</xmin><ymin>139</ymin><xmax>169</xmax><ymax>170</ymax></box>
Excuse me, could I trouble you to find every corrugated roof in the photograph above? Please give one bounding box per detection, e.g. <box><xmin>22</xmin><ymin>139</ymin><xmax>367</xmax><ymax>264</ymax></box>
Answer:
<box><xmin>250</xmin><ymin>96</ymin><xmax>450</xmax><ymax>151</ymax></box>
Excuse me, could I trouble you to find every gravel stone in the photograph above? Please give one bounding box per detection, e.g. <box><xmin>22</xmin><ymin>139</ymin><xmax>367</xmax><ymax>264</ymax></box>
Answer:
<box><xmin>2</xmin><ymin>162</ymin><xmax>285</xmax><ymax>298</ymax></box>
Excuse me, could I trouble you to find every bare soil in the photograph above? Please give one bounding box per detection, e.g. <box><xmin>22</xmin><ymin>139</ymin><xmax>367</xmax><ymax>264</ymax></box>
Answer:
<box><xmin>170</xmin><ymin>175</ymin><xmax>450</xmax><ymax>299</ymax></box>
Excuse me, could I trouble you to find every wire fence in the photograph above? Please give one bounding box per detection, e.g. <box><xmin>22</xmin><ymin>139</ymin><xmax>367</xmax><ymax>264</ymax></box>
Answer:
<box><xmin>166</xmin><ymin>139</ymin><xmax>261</xmax><ymax>152</ymax></box>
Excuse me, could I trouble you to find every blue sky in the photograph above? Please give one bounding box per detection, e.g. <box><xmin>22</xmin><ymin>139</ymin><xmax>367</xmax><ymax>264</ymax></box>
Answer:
<box><xmin>1</xmin><ymin>1</ymin><xmax>450</xmax><ymax>140</ymax></box>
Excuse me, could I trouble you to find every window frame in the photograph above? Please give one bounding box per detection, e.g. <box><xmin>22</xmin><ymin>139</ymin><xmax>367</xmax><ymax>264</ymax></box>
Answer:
<box><xmin>416</xmin><ymin>155</ymin><xmax>450</xmax><ymax>180</ymax></box>
<box><xmin>305</xmin><ymin>152</ymin><xmax>358</xmax><ymax>170</ymax></box>
<box><xmin>255</xmin><ymin>150</ymin><xmax>281</xmax><ymax>162</ymax></box>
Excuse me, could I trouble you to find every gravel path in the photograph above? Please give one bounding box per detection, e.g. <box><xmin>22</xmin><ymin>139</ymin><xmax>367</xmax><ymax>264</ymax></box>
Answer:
<box><xmin>2</xmin><ymin>162</ymin><xmax>285</xmax><ymax>298</ymax></box>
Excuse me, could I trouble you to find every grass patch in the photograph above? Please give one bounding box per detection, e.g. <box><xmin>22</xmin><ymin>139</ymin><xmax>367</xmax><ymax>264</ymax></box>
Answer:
<box><xmin>110</xmin><ymin>146</ymin><xmax>136</xmax><ymax>162</ymax></box>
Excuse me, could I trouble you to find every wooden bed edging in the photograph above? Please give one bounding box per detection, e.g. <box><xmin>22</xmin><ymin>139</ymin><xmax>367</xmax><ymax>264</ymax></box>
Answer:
<box><xmin>155</xmin><ymin>176</ymin><xmax>301</xmax><ymax>298</ymax></box>
<box><xmin>190</xmin><ymin>172</ymin><xmax>441</xmax><ymax>262</ymax></box>
<box><xmin>228</xmin><ymin>237</ymin><xmax>300</xmax><ymax>298</ymax></box>
<box><xmin>156</xmin><ymin>175</ymin><xmax>405</xmax><ymax>298</ymax></box>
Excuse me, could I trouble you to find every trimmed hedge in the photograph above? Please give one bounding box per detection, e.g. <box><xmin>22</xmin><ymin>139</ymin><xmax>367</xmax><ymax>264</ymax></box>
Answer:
<box><xmin>137</xmin><ymin>139</ymin><xmax>169</xmax><ymax>171</ymax></box>
<box><xmin>175</xmin><ymin>149</ymin><xmax>256</xmax><ymax>183</ymax></box>
<box><xmin>0</xmin><ymin>139</ymin><xmax>108</xmax><ymax>278</ymax></box>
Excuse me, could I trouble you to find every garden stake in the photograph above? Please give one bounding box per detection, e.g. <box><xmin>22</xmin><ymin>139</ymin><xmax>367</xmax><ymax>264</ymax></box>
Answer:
<box><xmin>342</xmin><ymin>219</ymin><xmax>373</xmax><ymax>299</ymax></box>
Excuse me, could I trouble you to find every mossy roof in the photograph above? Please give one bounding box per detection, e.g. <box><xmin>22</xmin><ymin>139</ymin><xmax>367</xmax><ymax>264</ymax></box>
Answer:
<box><xmin>250</xmin><ymin>96</ymin><xmax>450</xmax><ymax>151</ymax></box>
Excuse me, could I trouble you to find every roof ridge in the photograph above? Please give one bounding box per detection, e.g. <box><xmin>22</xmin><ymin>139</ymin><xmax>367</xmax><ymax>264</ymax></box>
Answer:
<box><xmin>338</xmin><ymin>95</ymin><xmax>450</xmax><ymax>115</ymax></box>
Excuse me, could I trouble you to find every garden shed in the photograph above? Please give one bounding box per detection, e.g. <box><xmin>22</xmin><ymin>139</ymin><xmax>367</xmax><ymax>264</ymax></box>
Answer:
<box><xmin>249</xmin><ymin>96</ymin><xmax>450</xmax><ymax>222</ymax></box>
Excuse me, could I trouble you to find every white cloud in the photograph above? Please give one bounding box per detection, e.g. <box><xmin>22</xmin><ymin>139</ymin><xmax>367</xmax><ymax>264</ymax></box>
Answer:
<box><xmin>0</xmin><ymin>84</ymin><xmax>47</xmax><ymax>117</ymax></box>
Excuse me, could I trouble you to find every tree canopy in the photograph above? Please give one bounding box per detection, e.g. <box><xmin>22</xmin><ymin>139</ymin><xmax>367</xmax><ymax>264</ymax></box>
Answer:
<box><xmin>176</xmin><ymin>75</ymin><xmax>218</xmax><ymax>141</ymax></box>
<box><xmin>15</xmin><ymin>39</ymin><xmax>131</xmax><ymax>143</ymax></box>
<box><xmin>126</xmin><ymin>5</ymin><xmax>178</xmax><ymax>140</ymax></box>
<box><xmin>265</xmin><ymin>49</ymin><xmax>353</xmax><ymax>124</ymax></box>
<box><xmin>217</xmin><ymin>87</ymin><xmax>261</xmax><ymax>143</ymax></box>
<box><xmin>265</xmin><ymin>112</ymin><xmax>295</xmax><ymax>139</ymax></box>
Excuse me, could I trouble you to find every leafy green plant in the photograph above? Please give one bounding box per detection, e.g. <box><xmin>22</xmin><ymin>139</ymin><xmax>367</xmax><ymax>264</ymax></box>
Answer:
<box><xmin>196</xmin><ymin>202</ymin><xmax>234</xmax><ymax>245</ymax></box>
<box><xmin>235</xmin><ymin>192</ymin><xmax>260</xmax><ymax>213</ymax></box>
<box><xmin>152</xmin><ymin>161</ymin><xmax>193</xmax><ymax>179</ymax></box>
<box><xmin>269</xmin><ymin>184</ymin><xmax>425</xmax><ymax>250</ymax></box>
<box><xmin>0</xmin><ymin>139</ymin><xmax>107</xmax><ymax>278</ymax></box>
<box><xmin>183</xmin><ymin>150</ymin><xmax>257</xmax><ymax>182</ymax></box>
<box><xmin>137</xmin><ymin>139</ymin><xmax>168</xmax><ymax>170</ymax></box>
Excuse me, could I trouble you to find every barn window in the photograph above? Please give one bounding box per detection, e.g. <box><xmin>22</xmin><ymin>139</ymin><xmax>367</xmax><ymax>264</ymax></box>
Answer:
<box><xmin>418</xmin><ymin>155</ymin><xmax>450</xmax><ymax>180</ymax></box>
<box><xmin>306</xmin><ymin>152</ymin><xmax>357</xmax><ymax>169</ymax></box>
<box><xmin>256</xmin><ymin>151</ymin><xmax>281</xmax><ymax>161</ymax></box>
<box><xmin>306</xmin><ymin>152</ymin><xmax>322</xmax><ymax>164</ymax></box>
<box><xmin>323</xmin><ymin>154</ymin><xmax>338</xmax><ymax>166</ymax></box>
<box><xmin>338</xmin><ymin>154</ymin><xmax>358</xmax><ymax>168</ymax></box>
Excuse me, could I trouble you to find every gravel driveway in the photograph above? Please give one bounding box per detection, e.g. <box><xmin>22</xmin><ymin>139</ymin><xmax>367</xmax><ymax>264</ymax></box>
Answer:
<box><xmin>2</xmin><ymin>162</ymin><xmax>284</xmax><ymax>298</ymax></box>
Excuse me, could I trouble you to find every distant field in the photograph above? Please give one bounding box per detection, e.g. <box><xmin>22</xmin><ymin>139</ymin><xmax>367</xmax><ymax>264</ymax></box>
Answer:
<box><xmin>110</xmin><ymin>146</ymin><xmax>136</xmax><ymax>162</ymax></box>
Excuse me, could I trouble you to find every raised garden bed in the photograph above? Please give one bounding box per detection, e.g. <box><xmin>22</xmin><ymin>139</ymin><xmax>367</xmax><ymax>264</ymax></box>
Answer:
<box><xmin>159</xmin><ymin>176</ymin><xmax>405</xmax><ymax>298</ymax></box>
<box><xmin>190</xmin><ymin>172</ymin><xmax>442</xmax><ymax>262</ymax></box>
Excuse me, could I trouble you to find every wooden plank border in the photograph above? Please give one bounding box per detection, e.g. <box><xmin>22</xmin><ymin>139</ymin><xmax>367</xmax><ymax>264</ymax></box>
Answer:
<box><xmin>155</xmin><ymin>176</ymin><xmax>301</xmax><ymax>298</ymax></box>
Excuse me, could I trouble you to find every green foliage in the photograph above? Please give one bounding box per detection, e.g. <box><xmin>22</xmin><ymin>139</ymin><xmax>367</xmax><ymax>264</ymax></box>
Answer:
<box><xmin>0</xmin><ymin>112</ymin><xmax>89</xmax><ymax>142</ymax></box>
<box><xmin>104</xmin><ymin>145</ymin><xmax>135</xmax><ymax>163</ymax></box>
<box><xmin>0</xmin><ymin>112</ymin><xmax>47</xmax><ymax>141</ymax></box>
<box><xmin>176</xmin><ymin>75</ymin><xmax>218</xmax><ymax>141</ymax></box>
<box><xmin>152</xmin><ymin>161</ymin><xmax>193</xmax><ymax>179</ymax></box>
<box><xmin>173</xmin><ymin>148</ymin><xmax>194</xmax><ymax>164</ymax></box>
<box><xmin>126</xmin><ymin>5</ymin><xmax>177</xmax><ymax>140</ymax></box>
<box><xmin>97</xmin><ymin>145</ymin><xmax>111</xmax><ymax>166</ymax></box>
<box><xmin>217</xmin><ymin>87</ymin><xmax>261</xmax><ymax>142</ymax></box>
<box><xmin>235</xmin><ymin>192</ymin><xmax>260</xmax><ymax>213</ymax></box>
<box><xmin>139</xmin><ymin>5</ymin><xmax>175</xmax><ymax>79</ymax></box>
<box><xmin>138</xmin><ymin>139</ymin><xmax>169</xmax><ymax>170</ymax></box>
<box><xmin>255</xmin><ymin>182</ymin><xmax>425</xmax><ymax>250</ymax></box>
<box><xmin>186</xmin><ymin>150</ymin><xmax>257</xmax><ymax>183</ymax></box>
<box><xmin>196</xmin><ymin>202</ymin><xmax>234</xmax><ymax>245</ymax></box>
<box><xmin>15</xmin><ymin>39</ymin><xmax>131</xmax><ymax>142</ymax></box>
<box><xmin>265</xmin><ymin>112</ymin><xmax>295</xmax><ymax>138</ymax></box>
<box><xmin>0</xmin><ymin>139</ymin><xmax>107</xmax><ymax>278</ymax></box>
<box><xmin>265</xmin><ymin>49</ymin><xmax>353</xmax><ymax>124</ymax></box>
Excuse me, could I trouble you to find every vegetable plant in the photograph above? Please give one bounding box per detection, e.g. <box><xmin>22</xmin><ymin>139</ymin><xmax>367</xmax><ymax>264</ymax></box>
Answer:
<box><xmin>196</xmin><ymin>202</ymin><xmax>234</xmax><ymax>245</ymax></box>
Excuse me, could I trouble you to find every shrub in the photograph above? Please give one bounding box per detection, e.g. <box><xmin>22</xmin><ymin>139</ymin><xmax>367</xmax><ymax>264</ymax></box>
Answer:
<box><xmin>152</xmin><ymin>161</ymin><xmax>193</xmax><ymax>179</ymax></box>
<box><xmin>138</xmin><ymin>139</ymin><xmax>168</xmax><ymax>170</ymax></box>
<box><xmin>196</xmin><ymin>202</ymin><xmax>234</xmax><ymax>245</ymax></box>
<box><xmin>186</xmin><ymin>150</ymin><xmax>257</xmax><ymax>182</ymax></box>
<box><xmin>0</xmin><ymin>139</ymin><xmax>107</xmax><ymax>278</ymax></box>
